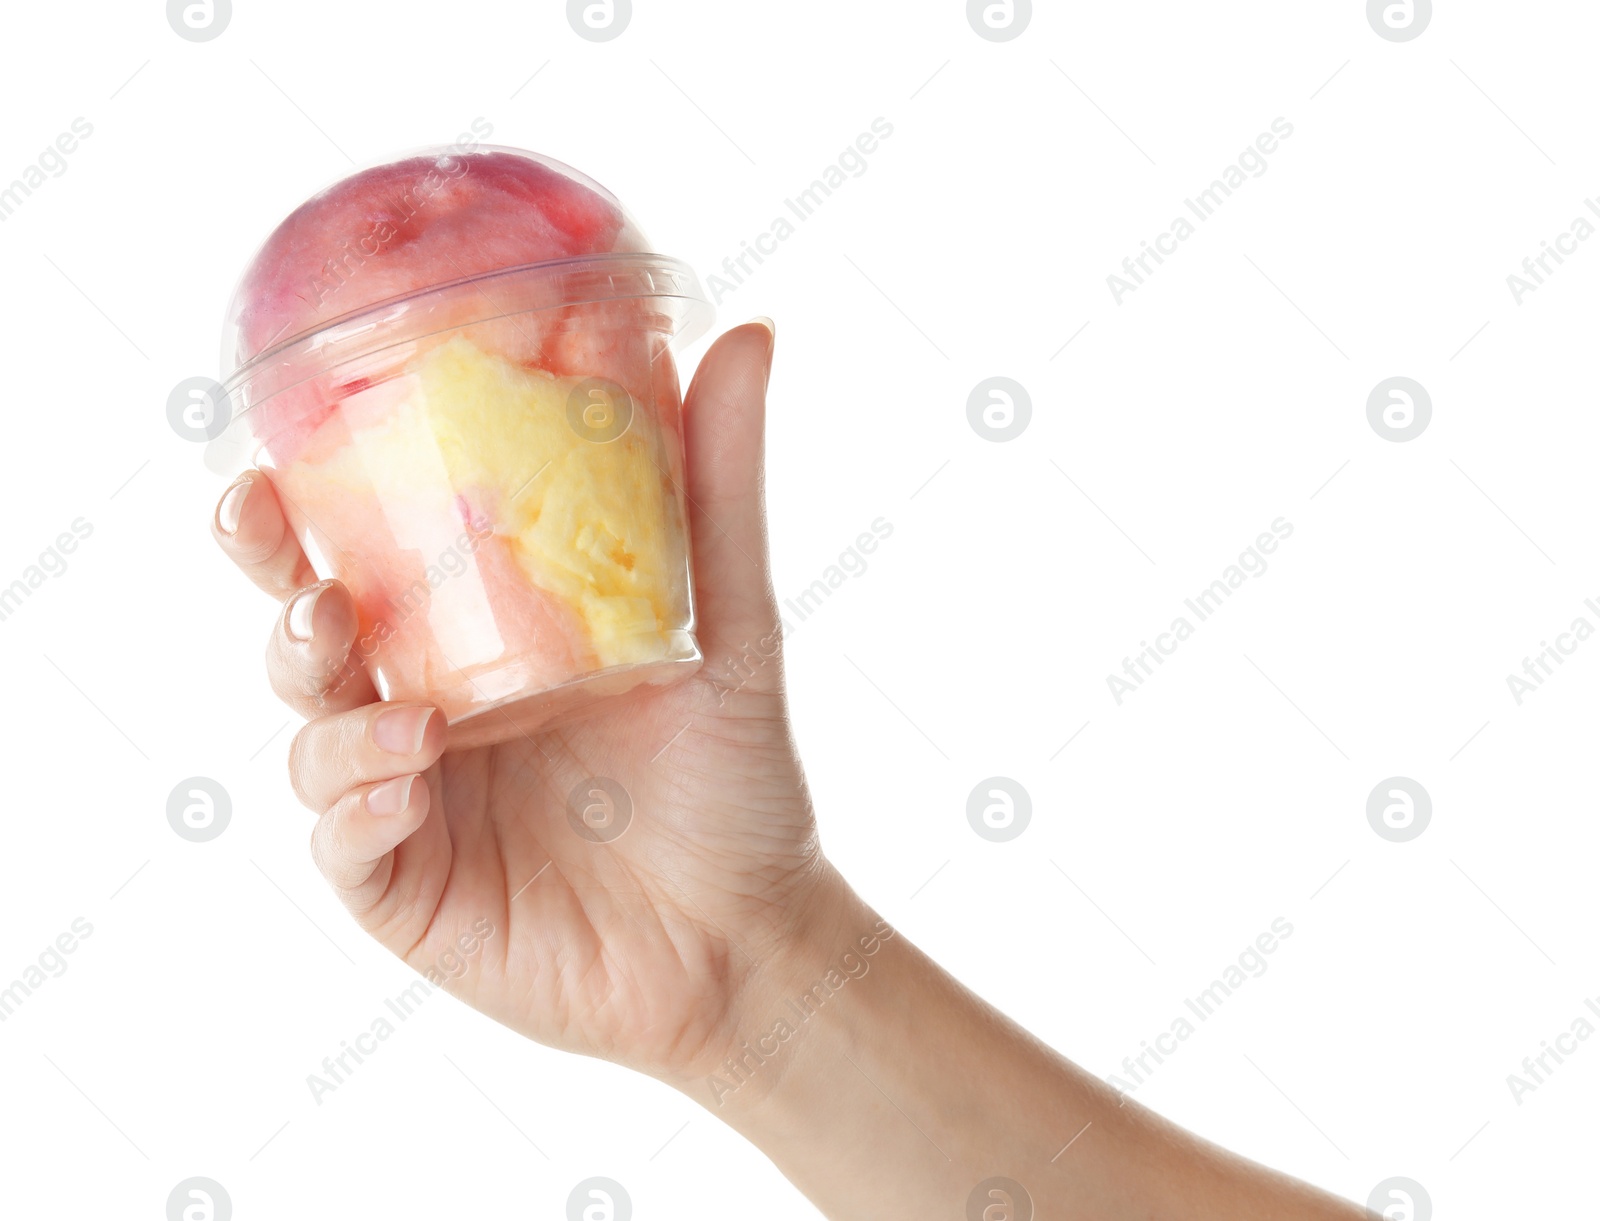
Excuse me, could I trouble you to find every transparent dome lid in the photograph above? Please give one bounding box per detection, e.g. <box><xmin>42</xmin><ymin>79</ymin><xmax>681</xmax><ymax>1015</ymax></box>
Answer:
<box><xmin>207</xmin><ymin>144</ymin><xmax>712</xmax><ymax>472</ymax></box>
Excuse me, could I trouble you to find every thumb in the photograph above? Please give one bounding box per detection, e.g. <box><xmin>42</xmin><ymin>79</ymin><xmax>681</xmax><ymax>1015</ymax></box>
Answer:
<box><xmin>680</xmin><ymin>318</ymin><xmax>780</xmax><ymax>669</ymax></box>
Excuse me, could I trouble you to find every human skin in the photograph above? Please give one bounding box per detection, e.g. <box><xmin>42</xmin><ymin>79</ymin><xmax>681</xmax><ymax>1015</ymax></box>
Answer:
<box><xmin>212</xmin><ymin>319</ymin><xmax>1369</xmax><ymax>1219</ymax></box>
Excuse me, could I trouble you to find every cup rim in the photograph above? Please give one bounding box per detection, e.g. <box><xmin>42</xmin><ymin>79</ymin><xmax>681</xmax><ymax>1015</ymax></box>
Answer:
<box><xmin>204</xmin><ymin>250</ymin><xmax>712</xmax><ymax>475</ymax></box>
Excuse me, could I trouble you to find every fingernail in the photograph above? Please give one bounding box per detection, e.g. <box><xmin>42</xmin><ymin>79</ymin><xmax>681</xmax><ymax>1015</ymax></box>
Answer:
<box><xmin>747</xmin><ymin>317</ymin><xmax>775</xmax><ymax>387</ymax></box>
<box><xmin>367</xmin><ymin>774</ymin><xmax>418</xmax><ymax>816</ymax></box>
<box><xmin>217</xmin><ymin>478</ymin><xmax>251</xmax><ymax>535</ymax></box>
<box><xmin>286</xmin><ymin>584</ymin><xmax>326</xmax><ymax>642</ymax></box>
<box><xmin>374</xmin><ymin>706</ymin><xmax>433</xmax><ymax>755</ymax></box>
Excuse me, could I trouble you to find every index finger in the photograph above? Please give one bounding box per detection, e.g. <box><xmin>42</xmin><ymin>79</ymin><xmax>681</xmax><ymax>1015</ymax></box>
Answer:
<box><xmin>212</xmin><ymin>470</ymin><xmax>318</xmax><ymax>598</ymax></box>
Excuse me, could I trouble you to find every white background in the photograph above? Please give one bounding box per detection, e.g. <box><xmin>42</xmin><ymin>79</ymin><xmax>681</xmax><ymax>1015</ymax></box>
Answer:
<box><xmin>0</xmin><ymin>0</ymin><xmax>1590</xmax><ymax>1216</ymax></box>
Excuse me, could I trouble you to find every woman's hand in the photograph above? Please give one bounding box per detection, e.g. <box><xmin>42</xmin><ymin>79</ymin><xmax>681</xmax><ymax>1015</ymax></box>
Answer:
<box><xmin>215</xmin><ymin>317</ymin><xmax>1370</xmax><ymax>1220</ymax></box>
<box><xmin>212</xmin><ymin>319</ymin><xmax>837</xmax><ymax>1083</ymax></box>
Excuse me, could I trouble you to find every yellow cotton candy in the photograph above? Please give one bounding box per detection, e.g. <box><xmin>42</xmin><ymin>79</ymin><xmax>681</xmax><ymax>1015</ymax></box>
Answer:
<box><xmin>308</xmin><ymin>334</ymin><xmax>687</xmax><ymax>667</ymax></box>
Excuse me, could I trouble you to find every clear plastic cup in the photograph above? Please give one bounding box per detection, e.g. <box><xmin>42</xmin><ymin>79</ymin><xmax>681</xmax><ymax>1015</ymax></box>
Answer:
<box><xmin>209</xmin><ymin>145</ymin><xmax>713</xmax><ymax>746</ymax></box>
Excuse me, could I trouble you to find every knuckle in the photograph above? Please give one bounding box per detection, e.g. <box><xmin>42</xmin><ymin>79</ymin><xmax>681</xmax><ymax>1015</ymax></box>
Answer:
<box><xmin>339</xmin><ymin>711</ymin><xmax>373</xmax><ymax>767</ymax></box>
<box><xmin>285</xmin><ymin>708</ymin><xmax>369</xmax><ymax>809</ymax></box>
<box><xmin>267</xmin><ymin>592</ymin><xmax>363</xmax><ymax>712</ymax></box>
<box><xmin>266</xmin><ymin>626</ymin><xmax>315</xmax><ymax>699</ymax></box>
<box><xmin>309</xmin><ymin>809</ymin><xmax>351</xmax><ymax>887</ymax></box>
<box><xmin>220</xmin><ymin>524</ymin><xmax>286</xmax><ymax>572</ymax></box>
<box><xmin>226</xmin><ymin>528</ymin><xmax>281</xmax><ymax>566</ymax></box>
<box><xmin>285</xmin><ymin>718</ymin><xmax>350</xmax><ymax>810</ymax></box>
<box><xmin>267</xmin><ymin>648</ymin><xmax>307</xmax><ymax>707</ymax></box>
<box><xmin>311</xmin><ymin>798</ymin><xmax>382</xmax><ymax>899</ymax></box>
<box><xmin>285</xmin><ymin>724</ymin><xmax>314</xmax><ymax>806</ymax></box>
<box><xmin>308</xmin><ymin>817</ymin><xmax>330</xmax><ymax>875</ymax></box>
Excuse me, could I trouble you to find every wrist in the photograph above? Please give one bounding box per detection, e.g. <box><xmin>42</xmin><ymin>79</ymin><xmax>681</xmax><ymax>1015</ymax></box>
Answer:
<box><xmin>660</xmin><ymin>863</ymin><xmax>886</xmax><ymax>1111</ymax></box>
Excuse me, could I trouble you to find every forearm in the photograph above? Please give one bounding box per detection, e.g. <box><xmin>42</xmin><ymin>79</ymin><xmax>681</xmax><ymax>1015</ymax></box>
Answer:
<box><xmin>672</xmin><ymin>870</ymin><xmax>1366</xmax><ymax>1221</ymax></box>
